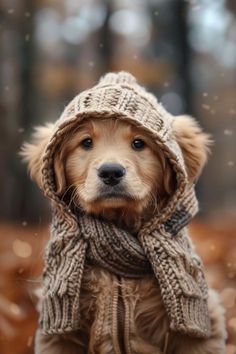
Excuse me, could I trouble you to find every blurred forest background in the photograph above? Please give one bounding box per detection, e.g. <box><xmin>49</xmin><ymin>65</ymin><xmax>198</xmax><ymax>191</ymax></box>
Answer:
<box><xmin>0</xmin><ymin>0</ymin><xmax>236</xmax><ymax>353</ymax></box>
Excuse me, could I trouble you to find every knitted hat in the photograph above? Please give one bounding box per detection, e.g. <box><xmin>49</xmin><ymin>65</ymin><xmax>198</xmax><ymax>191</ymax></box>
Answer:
<box><xmin>43</xmin><ymin>71</ymin><xmax>189</xmax><ymax>224</ymax></box>
<box><xmin>40</xmin><ymin>72</ymin><xmax>211</xmax><ymax>338</ymax></box>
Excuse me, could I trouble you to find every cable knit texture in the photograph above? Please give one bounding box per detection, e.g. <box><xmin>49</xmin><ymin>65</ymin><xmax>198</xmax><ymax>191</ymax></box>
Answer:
<box><xmin>39</xmin><ymin>72</ymin><xmax>211</xmax><ymax>338</ymax></box>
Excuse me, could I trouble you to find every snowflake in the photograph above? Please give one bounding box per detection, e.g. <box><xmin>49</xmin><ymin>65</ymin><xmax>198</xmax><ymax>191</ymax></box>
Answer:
<box><xmin>224</xmin><ymin>129</ymin><xmax>233</xmax><ymax>136</ymax></box>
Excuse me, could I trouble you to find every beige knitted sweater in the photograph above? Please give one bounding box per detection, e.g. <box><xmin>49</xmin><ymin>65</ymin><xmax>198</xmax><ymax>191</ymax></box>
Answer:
<box><xmin>39</xmin><ymin>72</ymin><xmax>211</xmax><ymax>339</ymax></box>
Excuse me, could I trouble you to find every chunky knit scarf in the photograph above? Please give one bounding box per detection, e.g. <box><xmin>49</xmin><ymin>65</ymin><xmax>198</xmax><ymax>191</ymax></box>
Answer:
<box><xmin>39</xmin><ymin>72</ymin><xmax>211</xmax><ymax>339</ymax></box>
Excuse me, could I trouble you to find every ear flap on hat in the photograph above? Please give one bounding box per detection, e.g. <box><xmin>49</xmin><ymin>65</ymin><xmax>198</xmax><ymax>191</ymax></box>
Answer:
<box><xmin>172</xmin><ymin>115</ymin><xmax>212</xmax><ymax>182</ymax></box>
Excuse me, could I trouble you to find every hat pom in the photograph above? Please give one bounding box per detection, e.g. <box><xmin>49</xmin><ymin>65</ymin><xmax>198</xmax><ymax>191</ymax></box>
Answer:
<box><xmin>98</xmin><ymin>71</ymin><xmax>137</xmax><ymax>86</ymax></box>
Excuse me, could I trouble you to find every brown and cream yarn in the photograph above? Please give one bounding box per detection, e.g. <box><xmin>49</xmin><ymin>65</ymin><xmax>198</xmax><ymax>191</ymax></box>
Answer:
<box><xmin>39</xmin><ymin>72</ymin><xmax>211</xmax><ymax>338</ymax></box>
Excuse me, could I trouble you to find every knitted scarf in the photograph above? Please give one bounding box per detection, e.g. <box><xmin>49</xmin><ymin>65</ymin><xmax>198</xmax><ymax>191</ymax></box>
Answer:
<box><xmin>39</xmin><ymin>72</ymin><xmax>211</xmax><ymax>339</ymax></box>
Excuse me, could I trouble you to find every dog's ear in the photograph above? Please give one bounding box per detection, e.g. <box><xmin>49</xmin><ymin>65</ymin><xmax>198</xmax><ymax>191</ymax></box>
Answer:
<box><xmin>172</xmin><ymin>115</ymin><xmax>212</xmax><ymax>182</ymax></box>
<box><xmin>53</xmin><ymin>150</ymin><xmax>66</xmax><ymax>195</ymax></box>
<box><xmin>21</xmin><ymin>124</ymin><xmax>66</xmax><ymax>194</ymax></box>
<box><xmin>163</xmin><ymin>160</ymin><xmax>176</xmax><ymax>195</ymax></box>
<box><xmin>21</xmin><ymin>124</ymin><xmax>54</xmax><ymax>188</ymax></box>
<box><xmin>157</xmin><ymin>153</ymin><xmax>176</xmax><ymax>196</ymax></box>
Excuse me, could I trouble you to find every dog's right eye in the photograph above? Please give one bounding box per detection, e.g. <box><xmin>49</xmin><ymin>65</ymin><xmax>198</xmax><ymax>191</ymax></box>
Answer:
<box><xmin>132</xmin><ymin>138</ymin><xmax>146</xmax><ymax>150</ymax></box>
<box><xmin>80</xmin><ymin>138</ymin><xmax>93</xmax><ymax>150</ymax></box>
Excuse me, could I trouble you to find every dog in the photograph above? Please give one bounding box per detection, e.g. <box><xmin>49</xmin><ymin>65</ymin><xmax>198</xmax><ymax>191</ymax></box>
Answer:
<box><xmin>22</xmin><ymin>114</ymin><xmax>226</xmax><ymax>354</ymax></box>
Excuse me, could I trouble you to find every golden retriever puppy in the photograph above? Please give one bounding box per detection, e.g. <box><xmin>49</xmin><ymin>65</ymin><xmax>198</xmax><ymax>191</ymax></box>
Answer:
<box><xmin>22</xmin><ymin>116</ymin><xmax>226</xmax><ymax>354</ymax></box>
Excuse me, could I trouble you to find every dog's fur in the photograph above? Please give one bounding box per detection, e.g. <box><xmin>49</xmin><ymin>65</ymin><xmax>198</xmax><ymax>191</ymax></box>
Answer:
<box><xmin>22</xmin><ymin>116</ymin><xmax>226</xmax><ymax>354</ymax></box>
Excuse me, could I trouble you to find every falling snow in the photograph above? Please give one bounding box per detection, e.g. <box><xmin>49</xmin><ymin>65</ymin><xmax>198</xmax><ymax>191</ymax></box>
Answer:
<box><xmin>202</xmin><ymin>104</ymin><xmax>210</xmax><ymax>111</ymax></box>
<box><xmin>163</xmin><ymin>81</ymin><xmax>169</xmax><ymax>88</ymax></box>
<box><xmin>229</xmin><ymin>109</ymin><xmax>236</xmax><ymax>115</ymax></box>
<box><xmin>88</xmin><ymin>61</ymin><xmax>95</xmax><ymax>69</ymax></box>
<box><xmin>224</xmin><ymin>129</ymin><xmax>233</xmax><ymax>136</ymax></box>
<box><xmin>12</xmin><ymin>239</ymin><xmax>32</xmax><ymax>258</ymax></box>
<box><xmin>227</xmin><ymin>161</ymin><xmax>234</xmax><ymax>167</ymax></box>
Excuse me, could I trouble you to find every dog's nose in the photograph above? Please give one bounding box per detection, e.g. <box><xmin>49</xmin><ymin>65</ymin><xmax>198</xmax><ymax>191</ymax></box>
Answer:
<box><xmin>98</xmin><ymin>163</ymin><xmax>126</xmax><ymax>186</ymax></box>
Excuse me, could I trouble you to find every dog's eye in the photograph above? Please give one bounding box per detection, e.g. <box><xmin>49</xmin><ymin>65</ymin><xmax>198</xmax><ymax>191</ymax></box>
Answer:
<box><xmin>132</xmin><ymin>139</ymin><xmax>146</xmax><ymax>150</ymax></box>
<box><xmin>81</xmin><ymin>138</ymin><xmax>93</xmax><ymax>150</ymax></box>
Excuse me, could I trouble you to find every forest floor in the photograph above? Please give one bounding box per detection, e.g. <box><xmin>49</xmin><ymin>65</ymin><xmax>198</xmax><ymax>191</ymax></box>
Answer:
<box><xmin>0</xmin><ymin>220</ymin><xmax>235</xmax><ymax>354</ymax></box>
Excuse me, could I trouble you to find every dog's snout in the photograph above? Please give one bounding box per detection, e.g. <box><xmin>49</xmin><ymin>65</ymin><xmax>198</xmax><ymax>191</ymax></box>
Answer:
<box><xmin>98</xmin><ymin>163</ymin><xmax>126</xmax><ymax>186</ymax></box>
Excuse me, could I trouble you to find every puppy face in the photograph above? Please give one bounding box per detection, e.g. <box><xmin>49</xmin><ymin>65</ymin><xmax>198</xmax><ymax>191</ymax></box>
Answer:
<box><xmin>21</xmin><ymin>115</ymin><xmax>210</xmax><ymax>229</ymax></box>
<box><xmin>63</xmin><ymin>118</ymin><xmax>173</xmax><ymax>218</ymax></box>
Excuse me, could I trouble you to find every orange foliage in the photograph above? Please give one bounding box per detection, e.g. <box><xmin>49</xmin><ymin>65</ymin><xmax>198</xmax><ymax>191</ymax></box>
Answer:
<box><xmin>0</xmin><ymin>221</ymin><xmax>235</xmax><ymax>354</ymax></box>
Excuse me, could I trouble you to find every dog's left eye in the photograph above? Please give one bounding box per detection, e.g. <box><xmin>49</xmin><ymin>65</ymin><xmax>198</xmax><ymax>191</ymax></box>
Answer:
<box><xmin>132</xmin><ymin>139</ymin><xmax>146</xmax><ymax>150</ymax></box>
<box><xmin>81</xmin><ymin>138</ymin><xmax>93</xmax><ymax>150</ymax></box>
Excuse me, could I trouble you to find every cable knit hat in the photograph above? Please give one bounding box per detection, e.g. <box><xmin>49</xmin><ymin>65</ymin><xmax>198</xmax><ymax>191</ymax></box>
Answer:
<box><xmin>44</xmin><ymin>71</ymin><xmax>188</xmax><ymax>223</ymax></box>
<box><xmin>39</xmin><ymin>72</ymin><xmax>211</xmax><ymax>339</ymax></box>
